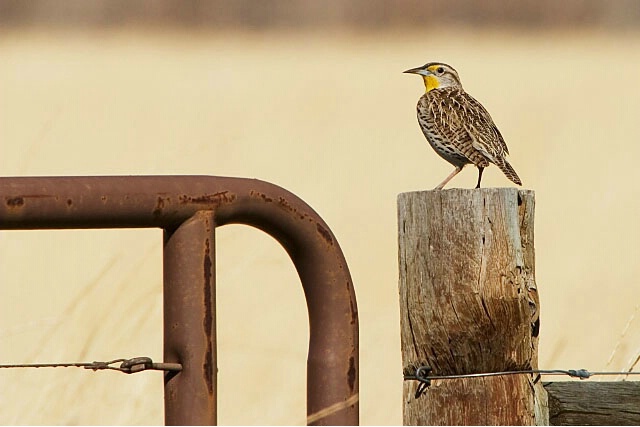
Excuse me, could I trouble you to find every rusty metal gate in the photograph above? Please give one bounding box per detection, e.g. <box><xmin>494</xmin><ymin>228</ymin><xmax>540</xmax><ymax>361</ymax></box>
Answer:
<box><xmin>0</xmin><ymin>176</ymin><xmax>359</xmax><ymax>425</ymax></box>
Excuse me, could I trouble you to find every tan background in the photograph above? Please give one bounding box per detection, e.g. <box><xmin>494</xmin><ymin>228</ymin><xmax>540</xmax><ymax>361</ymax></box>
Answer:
<box><xmin>1</xmin><ymin>4</ymin><xmax>640</xmax><ymax>424</ymax></box>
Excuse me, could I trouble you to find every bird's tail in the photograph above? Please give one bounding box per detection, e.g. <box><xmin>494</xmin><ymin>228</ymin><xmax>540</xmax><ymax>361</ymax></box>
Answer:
<box><xmin>494</xmin><ymin>157</ymin><xmax>522</xmax><ymax>186</ymax></box>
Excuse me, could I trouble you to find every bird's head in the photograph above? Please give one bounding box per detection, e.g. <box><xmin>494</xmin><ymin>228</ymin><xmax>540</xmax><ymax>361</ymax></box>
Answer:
<box><xmin>404</xmin><ymin>62</ymin><xmax>462</xmax><ymax>93</ymax></box>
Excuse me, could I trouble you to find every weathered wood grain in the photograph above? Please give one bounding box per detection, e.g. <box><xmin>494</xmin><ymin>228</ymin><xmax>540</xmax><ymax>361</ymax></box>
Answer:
<box><xmin>546</xmin><ymin>382</ymin><xmax>640</xmax><ymax>425</ymax></box>
<box><xmin>398</xmin><ymin>188</ymin><xmax>546</xmax><ymax>425</ymax></box>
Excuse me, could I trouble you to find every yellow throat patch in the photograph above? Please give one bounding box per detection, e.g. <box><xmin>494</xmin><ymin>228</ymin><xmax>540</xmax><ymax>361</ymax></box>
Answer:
<box><xmin>424</xmin><ymin>75</ymin><xmax>439</xmax><ymax>93</ymax></box>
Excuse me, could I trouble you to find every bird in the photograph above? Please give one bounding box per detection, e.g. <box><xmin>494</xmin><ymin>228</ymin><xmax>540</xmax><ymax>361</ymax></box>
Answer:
<box><xmin>404</xmin><ymin>62</ymin><xmax>521</xmax><ymax>190</ymax></box>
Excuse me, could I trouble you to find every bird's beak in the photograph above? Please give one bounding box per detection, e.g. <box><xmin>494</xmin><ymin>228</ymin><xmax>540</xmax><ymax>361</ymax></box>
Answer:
<box><xmin>403</xmin><ymin>67</ymin><xmax>430</xmax><ymax>76</ymax></box>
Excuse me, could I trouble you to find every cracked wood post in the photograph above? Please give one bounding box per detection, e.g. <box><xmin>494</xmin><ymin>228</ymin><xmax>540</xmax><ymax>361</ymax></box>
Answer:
<box><xmin>398</xmin><ymin>188</ymin><xmax>548</xmax><ymax>425</ymax></box>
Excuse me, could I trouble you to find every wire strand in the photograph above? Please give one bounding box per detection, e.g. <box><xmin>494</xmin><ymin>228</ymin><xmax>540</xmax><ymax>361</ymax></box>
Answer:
<box><xmin>404</xmin><ymin>367</ymin><xmax>640</xmax><ymax>382</ymax></box>
<box><xmin>403</xmin><ymin>366</ymin><xmax>640</xmax><ymax>398</ymax></box>
<box><xmin>0</xmin><ymin>357</ymin><xmax>181</xmax><ymax>374</ymax></box>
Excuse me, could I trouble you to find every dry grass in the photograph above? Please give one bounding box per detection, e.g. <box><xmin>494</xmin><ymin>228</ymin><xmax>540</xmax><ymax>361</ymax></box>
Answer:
<box><xmin>1</xmin><ymin>27</ymin><xmax>640</xmax><ymax>424</ymax></box>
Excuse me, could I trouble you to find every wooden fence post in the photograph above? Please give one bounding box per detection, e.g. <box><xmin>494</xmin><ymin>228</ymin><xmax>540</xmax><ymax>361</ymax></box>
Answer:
<box><xmin>398</xmin><ymin>188</ymin><xmax>548</xmax><ymax>425</ymax></box>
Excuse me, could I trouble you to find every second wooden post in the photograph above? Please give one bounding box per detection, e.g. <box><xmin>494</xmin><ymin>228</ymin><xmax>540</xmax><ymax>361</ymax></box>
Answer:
<box><xmin>398</xmin><ymin>188</ymin><xmax>547</xmax><ymax>425</ymax></box>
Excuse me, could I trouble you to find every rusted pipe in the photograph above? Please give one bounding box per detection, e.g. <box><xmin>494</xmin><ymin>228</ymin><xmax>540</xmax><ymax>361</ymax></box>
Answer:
<box><xmin>0</xmin><ymin>176</ymin><xmax>358</xmax><ymax>425</ymax></box>
<box><xmin>164</xmin><ymin>210</ymin><xmax>217</xmax><ymax>425</ymax></box>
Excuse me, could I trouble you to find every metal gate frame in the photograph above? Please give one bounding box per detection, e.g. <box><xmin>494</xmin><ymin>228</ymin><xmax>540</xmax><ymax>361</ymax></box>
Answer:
<box><xmin>0</xmin><ymin>176</ymin><xmax>359</xmax><ymax>425</ymax></box>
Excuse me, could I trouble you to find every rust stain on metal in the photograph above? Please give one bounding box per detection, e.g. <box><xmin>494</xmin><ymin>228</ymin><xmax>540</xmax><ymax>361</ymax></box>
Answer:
<box><xmin>5</xmin><ymin>197</ymin><xmax>24</xmax><ymax>207</ymax></box>
<box><xmin>274</xmin><ymin>196</ymin><xmax>311</xmax><ymax>221</ymax></box>
<box><xmin>277</xmin><ymin>196</ymin><xmax>295</xmax><ymax>213</ymax></box>
<box><xmin>203</xmin><ymin>237</ymin><xmax>214</xmax><ymax>395</ymax></box>
<box><xmin>250</xmin><ymin>190</ymin><xmax>273</xmax><ymax>203</ymax></box>
<box><xmin>349</xmin><ymin>292</ymin><xmax>357</xmax><ymax>325</ymax></box>
<box><xmin>4</xmin><ymin>194</ymin><xmax>56</xmax><ymax>208</ymax></box>
<box><xmin>246</xmin><ymin>194</ymin><xmax>309</xmax><ymax>221</ymax></box>
<box><xmin>282</xmin><ymin>198</ymin><xmax>305</xmax><ymax>220</ymax></box>
<box><xmin>316</xmin><ymin>223</ymin><xmax>333</xmax><ymax>245</ymax></box>
<box><xmin>153</xmin><ymin>196</ymin><xmax>167</xmax><ymax>217</ymax></box>
<box><xmin>348</xmin><ymin>356</ymin><xmax>356</xmax><ymax>392</ymax></box>
<box><xmin>179</xmin><ymin>191</ymin><xmax>235</xmax><ymax>206</ymax></box>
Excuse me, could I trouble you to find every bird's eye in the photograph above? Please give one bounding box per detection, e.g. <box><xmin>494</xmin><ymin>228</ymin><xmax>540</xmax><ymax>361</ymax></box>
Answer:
<box><xmin>436</xmin><ymin>67</ymin><xmax>445</xmax><ymax>74</ymax></box>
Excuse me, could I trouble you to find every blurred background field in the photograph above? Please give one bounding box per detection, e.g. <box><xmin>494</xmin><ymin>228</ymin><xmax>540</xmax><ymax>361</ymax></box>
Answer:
<box><xmin>1</xmin><ymin>1</ymin><xmax>640</xmax><ymax>425</ymax></box>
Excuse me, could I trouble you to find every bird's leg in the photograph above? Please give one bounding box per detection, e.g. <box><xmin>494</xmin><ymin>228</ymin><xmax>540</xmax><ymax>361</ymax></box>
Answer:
<box><xmin>475</xmin><ymin>167</ymin><xmax>485</xmax><ymax>189</ymax></box>
<box><xmin>434</xmin><ymin>166</ymin><xmax>463</xmax><ymax>190</ymax></box>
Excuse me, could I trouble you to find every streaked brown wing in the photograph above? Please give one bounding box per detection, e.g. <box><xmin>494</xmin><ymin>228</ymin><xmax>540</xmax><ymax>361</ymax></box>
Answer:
<box><xmin>457</xmin><ymin>91</ymin><xmax>510</xmax><ymax>161</ymax></box>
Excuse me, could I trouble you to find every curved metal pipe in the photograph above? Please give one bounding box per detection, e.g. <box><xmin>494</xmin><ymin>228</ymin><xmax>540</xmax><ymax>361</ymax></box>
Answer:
<box><xmin>0</xmin><ymin>176</ymin><xmax>359</xmax><ymax>425</ymax></box>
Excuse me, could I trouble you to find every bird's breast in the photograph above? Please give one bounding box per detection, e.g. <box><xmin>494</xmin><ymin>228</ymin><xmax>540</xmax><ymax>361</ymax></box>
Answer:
<box><xmin>415</xmin><ymin>95</ymin><xmax>469</xmax><ymax>167</ymax></box>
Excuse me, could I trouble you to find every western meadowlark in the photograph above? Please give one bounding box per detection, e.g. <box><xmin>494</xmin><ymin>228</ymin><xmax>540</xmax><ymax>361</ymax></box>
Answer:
<box><xmin>404</xmin><ymin>62</ymin><xmax>521</xmax><ymax>190</ymax></box>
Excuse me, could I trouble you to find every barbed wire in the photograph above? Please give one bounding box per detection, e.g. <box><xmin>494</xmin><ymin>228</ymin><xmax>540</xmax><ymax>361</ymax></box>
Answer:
<box><xmin>0</xmin><ymin>357</ymin><xmax>181</xmax><ymax>374</ymax></box>
<box><xmin>404</xmin><ymin>365</ymin><xmax>640</xmax><ymax>398</ymax></box>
